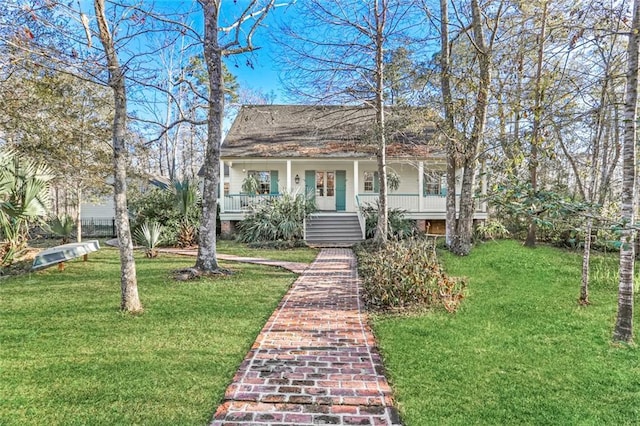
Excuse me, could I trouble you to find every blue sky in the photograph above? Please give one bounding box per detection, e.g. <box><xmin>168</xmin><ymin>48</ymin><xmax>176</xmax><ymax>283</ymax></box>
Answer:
<box><xmin>217</xmin><ymin>1</ymin><xmax>291</xmax><ymax>103</ymax></box>
<box><xmin>224</xmin><ymin>39</ymin><xmax>284</xmax><ymax>103</ymax></box>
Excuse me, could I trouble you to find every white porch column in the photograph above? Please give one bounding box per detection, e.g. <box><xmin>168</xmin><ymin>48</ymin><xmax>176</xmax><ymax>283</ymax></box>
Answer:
<box><xmin>353</xmin><ymin>160</ymin><xmax>359</xmax><ymax>209</ymax></box>
<box><xmin>219</xmin><ymin>160</ymin><xmax>225</xmax><ymax>213</ymax></box>
<box><xmin>286</xmin><ymin>160</ymin><xmax>292</xmax><ymax>193</ymax></box>
<box><xmin>418</xmin><ymin>161</ymin><xmax>424</xmax><ymax>212</ymax></box>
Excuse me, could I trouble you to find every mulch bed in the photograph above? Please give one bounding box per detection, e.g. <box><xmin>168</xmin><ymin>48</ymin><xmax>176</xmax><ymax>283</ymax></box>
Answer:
<box><xmin>0</xmin><ymin>247</ymin><xmax>42</xmax><ymax>277</ymax></box>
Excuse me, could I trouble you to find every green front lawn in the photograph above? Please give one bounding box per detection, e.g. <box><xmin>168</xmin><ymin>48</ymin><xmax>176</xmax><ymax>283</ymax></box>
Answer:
<box><xmin>217</xmin><ymin>240</ymin><xmax>319</xmax><ymax>263</ymax></box>
<box><xmin>374</xmin><ymin>240</ymin><xmax>640</xmax><ymax>425</ymax></box>
<box><xmin>1</xmin><ymin>247</ymin><xmax>295</xmax><ymax>425</ymax></box>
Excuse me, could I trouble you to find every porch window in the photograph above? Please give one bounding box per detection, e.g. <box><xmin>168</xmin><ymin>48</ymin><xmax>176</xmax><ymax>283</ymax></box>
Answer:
<box><xmin>316</xmin><ymin>171</ymin><xmax>325</xmax><ymax>196</ymax></box>
<box><xmin>424</xmin><ymin>171</ymin><xmax>447</xmax><ymax>196</ymax></box>
<box><xmin>326</xmin><ymin>172</ymin><xmax>335</xmax><ymax>196</ymax></box>
<box><xmin>248</xmin><ymin>170</ymin><xmax>271</xmax><ymax>194</ymax></box>
<box><xmin>363</xmin><ymin>171</ymin><xmax>379</xmax><ymax>193</ymax></box>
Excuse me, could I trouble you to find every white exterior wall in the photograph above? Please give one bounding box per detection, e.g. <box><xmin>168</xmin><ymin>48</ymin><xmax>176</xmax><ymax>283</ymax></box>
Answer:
<box><xmin>80</xmin><ymin>197</ymin><xmax>115</xmax><ymax>219</ymax></box>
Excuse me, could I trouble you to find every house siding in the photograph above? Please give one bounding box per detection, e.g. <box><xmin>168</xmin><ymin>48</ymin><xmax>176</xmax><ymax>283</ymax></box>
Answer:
<box><xmin>80</xmin><ymin>197</ymin><xmax>115</xmax><ymax>219</ymax></box>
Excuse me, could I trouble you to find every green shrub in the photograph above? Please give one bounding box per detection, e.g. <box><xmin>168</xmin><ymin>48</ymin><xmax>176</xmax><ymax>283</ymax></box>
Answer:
<box><xmin>474</xmin><ymin>219</ymin><xmax>510</xmax><ymax>241</ymax></box>
<box><xmin>134</xmin><ymin>221</ymin><xmax>164</xmax><ymax>257</ymax></box>
<box><xmin>360</xmin><ymin>200</ymin><xmax>416</xmax><ymax>239</ymax></box>
<box><xmin>128</xmin><ymin>183</ymin><xmax>201</xmax><ymax>247</ymax></box>
<box><xmin>0</xmin><ymin>150</ymin><xmax>53</xmax><ymax>265</ymax></box>
<box><xmin>355</xmin><ymin>237</ymin><xmax>466</xmax><ymax>313</ymax></box>
<box><xmin>236</xmin><ymin>192</ymin><xmax>315</xmax><ymax>243</ymax></box>
<box><xmin>48</xmin><ymin>214</ymin><xmax>75</xmax><ymax>244</ymax></box>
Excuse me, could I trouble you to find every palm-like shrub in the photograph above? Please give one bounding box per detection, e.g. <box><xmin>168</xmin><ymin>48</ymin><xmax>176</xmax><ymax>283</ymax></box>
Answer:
<box><xmin>387</xmin><ymin>169</ymin><xmax>400</xmax><ymax>192</ymax></box>
<box><xmin>236</xmin><ymin>192</ymin><xmax>315</xmax><ymax>243</ymax></box>
<box><xmin>361</xmin><ymin>200</ymin><xmax>416</xmax><ymax>239</ymax></box>
<box><xmin>128</xmin><ymin>178</ymin><xmax>201</xmax><ymax>247</ymax></box>
<box><xmin>172</xmin><ymin>178</ymin><xmax>199</xmax><ymax>247</ymax></box>
<box><xmin>0</xmin><ymin>150</ymin><xmax>53</xmax><ymax>265</ymax></box>
<box><xmin>49</xmin><ymin>214</ymin><xmax>75</xmax><ymax>244</ymax></box>
<box><xmin>241</xmin><ymin>175</ymin><xmax>260</xmax><ymax>195</ymax></box>
<box><xmin>134</xmin><ymin>221</ymin><xmax>163</xmax><ymax>258</ymax></box>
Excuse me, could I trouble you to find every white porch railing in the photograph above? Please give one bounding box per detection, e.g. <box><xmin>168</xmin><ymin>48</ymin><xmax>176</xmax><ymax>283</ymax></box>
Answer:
<box><xmin>357</xmin><ymin>193</ymin><xmax>443</xmax><ymax>212</ymax></box>
<box><xmin>222</xmin><ymin>194</ymin><xmax>280</xmax><ymax>212</ymax></box>
<box><xmin>222</xmin><ymin>193</ymin><xmax>485</xmax><ymax>214</ymax></box>
<box><xmin>356</xmin><ymin>193</ymin><xmax>484</xmax><ymax>212</ymax></box>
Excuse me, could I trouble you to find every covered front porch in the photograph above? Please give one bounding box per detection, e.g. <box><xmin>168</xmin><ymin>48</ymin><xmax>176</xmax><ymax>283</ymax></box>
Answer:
<box><xmin>218</xmin><ymin>158</ymin><xmax>487</xmax><ymax>219</ymax></box>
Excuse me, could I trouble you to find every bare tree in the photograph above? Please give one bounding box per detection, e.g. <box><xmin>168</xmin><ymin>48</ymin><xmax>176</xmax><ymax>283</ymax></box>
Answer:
<box><xmin>613</xmin><ymin>0</ymin><xmax>639</xmax><ymax>344</ymax></box>
<box><xmin>195</xmin><ymin>0</ymin><xmax>282</xmax><ymax>272</ymax></box>
<box><xmin>276</xmin><ymin>0</ymin><xmax>423</xmax><ymax>242</ymax></box>
<box><xmin>437</xmin><ymin>0</ymin><xmax>503</xmax><ymax>255</ymax></box>
<box><xmin>523</xmin><ymin>0</ymin><xmax>548</xmax><ymax>248</ymax></box>
<box><xmin>439</xmin><ymin>0</ymin><xmax>456</xmax><ymax>248</ymax></box>
<box><xmin>550</xmin><ymin>2</ymin><xmax>627</xmax><ymax>305</ymax></box>
<box><xmin>93</xmin><ymin>0</ymin><xmax>142</xmax><ymax>312</ymax></box>
<box><xmin>0</xmin><ymin>1</ymin><xmax>190</xmax><ymax>312</ymax></box>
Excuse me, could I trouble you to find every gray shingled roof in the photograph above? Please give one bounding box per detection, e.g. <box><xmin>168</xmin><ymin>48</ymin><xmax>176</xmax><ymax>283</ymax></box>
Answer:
<box><xmin>221</xmin><ymin>105</ymin><xmax>441</xmax><ymax>159</ymax></box>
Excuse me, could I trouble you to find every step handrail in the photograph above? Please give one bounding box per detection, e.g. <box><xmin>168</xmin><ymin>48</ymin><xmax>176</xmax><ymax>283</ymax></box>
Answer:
<box><xmin>355</xmin><ymin>195</ymin><xmax>366</xmax><ymax>239</ymax></box>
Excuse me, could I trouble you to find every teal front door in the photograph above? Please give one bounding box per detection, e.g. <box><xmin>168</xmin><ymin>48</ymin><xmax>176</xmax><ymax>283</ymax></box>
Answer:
<box><xmin>304</xmin><ymin>170</ymin><xmax>316</xmax><ymax>199</ymax></box>
<box><xmin>335</xmin><ymin>170</ymin><xmax>346</xmax><ymax>211</ymax></box>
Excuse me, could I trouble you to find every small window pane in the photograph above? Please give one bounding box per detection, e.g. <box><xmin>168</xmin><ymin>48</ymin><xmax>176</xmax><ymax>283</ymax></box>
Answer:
<box><xmin>424</xmin><ymin>171</ymin><xmax>445</xmax><ymax>196</ymax></box>
<box><xmin>316</xmin><ymin>172</ymin><xmax>324</xmax><ymax>196</ymax></box>
<box><xmin>364</xmin><ymin>171</ymin><xmax>375</xmax><ymax>192</ymax></box>
<box><xmin>248</xmin><ymin>170</ymin><xmax>271</xmax><ymax>194</ymax></box>
<box><xmin>327</xmin><ymin>172</ymin><xmax>335</xmax><ymax>196</ymax></box>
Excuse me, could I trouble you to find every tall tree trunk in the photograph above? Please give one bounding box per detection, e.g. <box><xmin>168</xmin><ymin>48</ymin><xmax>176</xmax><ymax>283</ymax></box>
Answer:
<box><xmin>163</xmin><ymin>64</ymin><xmax>174</xmax><ymax>180</ymax></box>
<box><xmin>373</xmin><ymin>0</ymin><xmax>388</xmax><ymax>243</ymax></box>
<box><xmin>195</xmin><ymin>0</ymin><xmax>222</xmax><ymax>272</ymax></box>
<box><xmin>613</xmin><ymin>0</ymin><xmax>639</xmax><ymax>344</ymax></box>
<box><xmin>94</xmin><ymin>0</ymin><xmax>142</xmax><ymax>313</ymax></box>
<box><xmin>76</xmin><ymin>188</ymin><xmax>82</xmax><ymax>243</ymax></box>
<box><xmin>440</xmin><ymin>0</ymin><xmax>457</xmax><ymax>248</ymax></box>
<box><xmin>451</xmin><ymin>0</ymin><xmax>492</xmax><ymax>256</ymax></box>
<box><xmin>525</xmin><ymin>1</ymin><xmax>548</xmax><ymax>248</ymax></box>
<box><xmin>579</xmin><ymin>218</ymin><xmax>592</xmax><ymax>305</ymax></box>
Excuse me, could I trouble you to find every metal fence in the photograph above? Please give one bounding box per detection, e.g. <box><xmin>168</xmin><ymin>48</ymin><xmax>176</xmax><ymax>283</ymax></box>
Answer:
<box><xmin>33</xmin><ymin>218</ymin><xmax>117</xmax><ymax>240</ymax></box>
<box><xmin>79</xmin><ymin>218</ymin><xmax>117</xmax><ymax>238</ymax></box>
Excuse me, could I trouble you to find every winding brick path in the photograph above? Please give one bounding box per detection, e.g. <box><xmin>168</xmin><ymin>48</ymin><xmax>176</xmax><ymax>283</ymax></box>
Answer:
<box><xmin>208</xmin><ymin>248</ymin><xmax>401</xmax><ymax>426</ymax></box>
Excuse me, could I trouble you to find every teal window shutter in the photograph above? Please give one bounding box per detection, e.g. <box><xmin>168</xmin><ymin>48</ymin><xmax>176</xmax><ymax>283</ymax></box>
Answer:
<box><xmin>305</xmin><ymin>170</ymin><xmax>315</xmax><ymax>197</ymax></box>
<box><xmin>440</xmin><ymin>173</ymin><xmax>447</xmax><ymax>196</ymax></box>
<box><xmin>373</xmin><ymin>171</ymin><xmax>380</xmax><ymax>193</ymax></box>
<box><xmin>270</xmin><ymin>170</ymin><xmax>279</xmax><ymax>194</ymax></box>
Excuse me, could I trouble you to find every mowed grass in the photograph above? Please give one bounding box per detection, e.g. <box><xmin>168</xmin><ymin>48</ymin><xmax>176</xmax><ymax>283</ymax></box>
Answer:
<box><xmin>373</xmin><ymin>240</ymin><xmax>640</xmax><ymax>425</ymax></box>
<box><xmin>1</xmin><ymin>247</ymin><xmax>297</xmax><ymax>425</ymax></box>
<box><xmin>217</xmin><ymin>240</ymin><xmax>319</xmax><ymax>263</ymax></box>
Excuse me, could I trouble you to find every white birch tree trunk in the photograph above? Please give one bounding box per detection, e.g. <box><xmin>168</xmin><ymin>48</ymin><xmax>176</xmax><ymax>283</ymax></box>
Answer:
<box><xmin>613</xmin><ymin>0</ymin><xmax>640</xmax><ymax>343</ymax></box>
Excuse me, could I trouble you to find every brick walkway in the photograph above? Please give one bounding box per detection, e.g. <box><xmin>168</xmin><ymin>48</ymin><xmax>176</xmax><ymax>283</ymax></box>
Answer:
<box><xmin>210</xmin><ymin>248</ymin><xmax>401</xmax><ymax>426</ymax></box>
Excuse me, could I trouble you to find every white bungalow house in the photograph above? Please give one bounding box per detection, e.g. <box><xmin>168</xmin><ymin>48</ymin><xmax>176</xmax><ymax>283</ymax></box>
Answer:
<box><xmin>219</xmin><ymin>105</ymin><xmax>487</xmax><ymax>244</ymax></box>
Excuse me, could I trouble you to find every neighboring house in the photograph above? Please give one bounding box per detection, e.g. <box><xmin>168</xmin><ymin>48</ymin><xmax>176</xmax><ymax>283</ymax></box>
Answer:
<box><xmin>80</xmin><ymin>196</ymin><xmax>116</xmax><ymax>220</ymax></box>
<box><xmin>219</xmin><ymin>104</ymin><xmax>487</xmax><ymax>244</ymax></box>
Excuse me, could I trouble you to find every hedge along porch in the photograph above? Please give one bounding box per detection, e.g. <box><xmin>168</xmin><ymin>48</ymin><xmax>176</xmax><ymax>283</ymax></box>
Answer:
<box><xmin>218</xmin><ymin>105</ymin><xmax>488</xmax><ymax>240</ymax></box>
